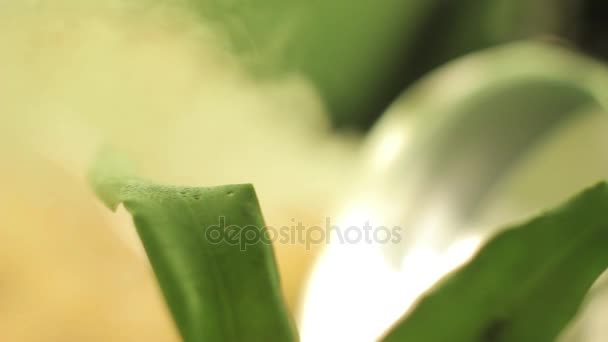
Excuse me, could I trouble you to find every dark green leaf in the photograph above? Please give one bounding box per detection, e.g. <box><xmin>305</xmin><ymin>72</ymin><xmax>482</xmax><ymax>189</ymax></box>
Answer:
<box><xmin>382</xmin><ymin>182</ymin><xmax>608</xmax><ymax>342</ymax></box>
<box><xmin>183</xmin><ymin>0</ymin><xmax>591</xmax><ymax>129</ymax></box>
<box><xmin>90</xmin><ymin>151</ymin><xmax>296</xmax><ymax>342</ymax></box>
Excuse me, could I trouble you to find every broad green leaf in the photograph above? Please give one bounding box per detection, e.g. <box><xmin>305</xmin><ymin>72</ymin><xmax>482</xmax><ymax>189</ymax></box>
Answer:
<box><xmin>382</xmin><ymin>182</ymin><xmax>608</xmax><ymax>342</ymax></box>
<box><xmin>184</xmin><ymin>0</ymin><xmax>438</xmax><ymax>128</ymax></box>
<box><xmin>182</xmin><ymin>0</ymin><xmax>589</xmax><ymax>128</ymax></box>
<box><xmin>89</xmin><ymin>152</ymin><xmax>296</xmax><ymax>342</ymax></box>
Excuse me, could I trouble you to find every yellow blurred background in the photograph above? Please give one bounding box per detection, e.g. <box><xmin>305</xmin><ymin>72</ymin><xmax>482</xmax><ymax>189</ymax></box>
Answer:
<box><xmin>1</xmin><ymin>1</ymin><xmax>358</xmax><ymax>340</ymax></box>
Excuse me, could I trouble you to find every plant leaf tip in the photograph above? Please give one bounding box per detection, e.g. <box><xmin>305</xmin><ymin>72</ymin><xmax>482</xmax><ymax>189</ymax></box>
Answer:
<box><xmin>88</xmin><ymin>148</ymin><xmax>136</xmax><ymax>211</ymax></box>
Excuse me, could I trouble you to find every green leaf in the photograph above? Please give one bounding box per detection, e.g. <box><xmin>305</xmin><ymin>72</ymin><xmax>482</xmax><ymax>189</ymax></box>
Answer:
<box><xmin>183</xmin><ymin>0</ymin><xmax>590</xmax><ymax>129</ymax></box>
<box><xmin>382</xmin><ymin>182</ymin><xmax>608</xmax><ymax>342</ymax></box>
<box><xmin>89</xmin><ymin>151</ymin><xmax>296</xmax><ymax>342</ymax></box>
<box><xmin>184</xmin><ymin>0</ymin><xmax>440</xmax><ymax>128</ymax></box>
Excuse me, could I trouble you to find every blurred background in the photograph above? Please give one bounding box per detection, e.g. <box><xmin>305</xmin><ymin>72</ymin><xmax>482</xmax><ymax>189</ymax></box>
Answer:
<box><xmin>1</xmin><ymin>0</ymin><xmax>608</xmax><ymax>341</ymax></box>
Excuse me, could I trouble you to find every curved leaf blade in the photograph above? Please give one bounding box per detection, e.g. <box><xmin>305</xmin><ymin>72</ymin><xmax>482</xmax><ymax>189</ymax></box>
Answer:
<box><xmin>382</xmin><ymin>182</ymin><xmax>608</xmax><ymax>342</ymax></box>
